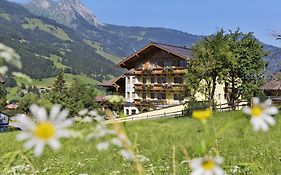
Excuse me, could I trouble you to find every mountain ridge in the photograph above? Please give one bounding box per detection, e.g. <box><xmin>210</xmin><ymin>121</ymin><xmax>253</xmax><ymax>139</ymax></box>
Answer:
<box><xmin>2</xmin><ymin>0</ymin><xmax>281</xmax><ymax>80</ymax></box>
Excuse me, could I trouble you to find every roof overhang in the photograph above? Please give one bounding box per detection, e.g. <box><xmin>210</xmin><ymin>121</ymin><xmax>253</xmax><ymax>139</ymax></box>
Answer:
<box><xmin>116</xmin><ymin>42</ymin><xmax>191</xmax><ymax>70</ymax></box>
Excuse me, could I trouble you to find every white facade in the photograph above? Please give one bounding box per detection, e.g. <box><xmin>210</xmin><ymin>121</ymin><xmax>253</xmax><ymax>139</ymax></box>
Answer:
<box><xmin>124</xmin><ymin>75</ymin><xmax>140</xmax><ymax>115</ymax></box>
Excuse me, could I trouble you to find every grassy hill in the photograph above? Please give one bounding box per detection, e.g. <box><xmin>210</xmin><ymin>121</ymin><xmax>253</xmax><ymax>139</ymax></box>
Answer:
<box><xmin>6</xmin><ymin>73</ymin><xmax>101</xmax><ymax>101</ymax></box>
<box><xmin>0</xmin><ymin>111</ymin><xmax>280</xmax><ymax>174</ymax></box>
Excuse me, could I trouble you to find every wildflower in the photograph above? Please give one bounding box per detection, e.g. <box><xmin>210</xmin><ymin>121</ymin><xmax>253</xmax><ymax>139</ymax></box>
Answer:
<box><xmin>96</xmin><ymin>142</ymin><xmax>110</xmax><ymax>151</ymax></box>
<box><xmin>189</xmin><ymin>156</ymin><xmax>224</xmax><ymax>175</ymax></box>
<box><xmin>243</xmin><ymin>97</ymin><xmax>278</xmax><ymax>132</ymax></box>
<box><xmin>192</xmin><ymin>108</ymin><xmax>212</xmax><ymax>123</ymax></box>
<box><xmin>119</xmin><ymin>149</ymin><xmax>135</xmax><ymax>161</ymax></box>
<box><xmin>14</xmin><ymin>104</ymin><xmax>73</xmax><ymax>156</ymax></box>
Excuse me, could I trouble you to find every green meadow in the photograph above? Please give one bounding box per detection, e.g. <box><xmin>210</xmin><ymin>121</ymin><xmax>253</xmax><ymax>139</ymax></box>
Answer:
<box><xmin>0</xmin><ymin>111</ymin><xmax>280</xmax><ymax>174</ymax></box>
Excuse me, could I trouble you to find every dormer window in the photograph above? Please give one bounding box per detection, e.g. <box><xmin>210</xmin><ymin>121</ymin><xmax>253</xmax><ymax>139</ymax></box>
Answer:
<box><xmin>179</xmin><ymin>60</ymin><xmax>187</xmax><ymax>67</ymax></box>
<box><xmin>164</xmin><ymin>61</ymin><xmax>173</xmax><ymax>67</ymax></box>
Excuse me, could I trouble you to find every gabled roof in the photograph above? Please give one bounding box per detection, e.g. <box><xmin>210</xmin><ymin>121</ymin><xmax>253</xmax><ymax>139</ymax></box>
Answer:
<box><xmin>116</xmin><ymin>42</ymin><xmax>192</xmax><ymax>69</ymax></box>
<box><xmin>98</xmin><ymin>76</ymin><xmax>124</xmax><ymax>87</ymax></box>
<box><xmin>261</xmin><ymin>80</ymin><xmax>281</xmax><ymax>90</ymax></box>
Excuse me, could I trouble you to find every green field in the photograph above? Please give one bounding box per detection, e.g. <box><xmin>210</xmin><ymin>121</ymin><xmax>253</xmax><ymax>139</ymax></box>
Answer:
<box><xmin>84</xmin><ymin>39</ymin><xmax>122</xmax><ymax>64</ymax></box>
<box><xmin>0</xmin><ymin>111</ymin><xmax>280</xmax><ymax>174</ymax></box>
<box><xmin>7</xmin><ymin>74</ymin><xmax>101</xmax><ymax>101</ymax></box>
<box><xmin>22</xmin><ymin>18</ymin><xmax>71</xmax><ymax>41</ymax></box>
<box><xmin>0</xmin><ymin>13</ymin><xmax>11</xmax><ymax>20</ymax></box>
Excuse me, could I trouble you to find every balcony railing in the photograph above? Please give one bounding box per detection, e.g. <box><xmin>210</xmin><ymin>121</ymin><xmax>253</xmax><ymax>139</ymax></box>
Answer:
<box><xmin>134</xmin><ymin>83</ymin><xmax>184</xmax><ymax>92</ymax></box>
<box><xmin>134</xmin><ymin>67</ymin><xmax>186</xmax><ymax>76</ymax></box>
<box><xmin>134</xmin><ymin>98</ymin><xmax>168</xmax><ymax>106</ymax></box>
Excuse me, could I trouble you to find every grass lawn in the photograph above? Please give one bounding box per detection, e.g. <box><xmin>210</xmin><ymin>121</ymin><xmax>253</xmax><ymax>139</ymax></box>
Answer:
<box><xmin>22</xmin><ymin>18</ymin><xmax>71</xmax><ymax>41</ymax></box>
<box><xmin>0</xmin><ymin>111</ymin><xmax>280</xmax><ymax>174</ymax></box>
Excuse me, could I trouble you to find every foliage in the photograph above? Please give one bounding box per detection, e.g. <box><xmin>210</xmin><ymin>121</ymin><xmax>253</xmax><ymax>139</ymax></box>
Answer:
<box><xmin>47</xmin><ymin>74</ymin><xmax>98</xmax><ymax>116</ymax></box>
<box><xmin>225</xmin><ymin>30</ymin><xmax>266</xmax><ymax>106</ymax></box>
<box><xmin>0</xmin><ymin>84</ymin><xmax>7</xmax><ymax>110</ymax></box>
<box><xmin>186</xmin><ymin>29</ymin><xmax>266</xmax><ymax>108</ymax></box>
<box><xmin>187</xmin><ymin>30</ymin><xmax>232</xmax><ymax>108</ymax></box>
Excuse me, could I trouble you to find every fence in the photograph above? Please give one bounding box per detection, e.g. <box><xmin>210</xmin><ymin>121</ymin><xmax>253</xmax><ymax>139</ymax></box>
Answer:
<box><xmin>107</xmin><ymin>101</ymin><xmax>249</xmax><ymax>123</ymax></box>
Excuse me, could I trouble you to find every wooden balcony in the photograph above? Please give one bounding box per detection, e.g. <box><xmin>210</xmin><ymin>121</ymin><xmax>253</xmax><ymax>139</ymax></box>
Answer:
<box><xmin>134</xmin><ymin>99</ymin><xmax>168</xmax><ymax>106</ymax></box>
<box><xmin>134</xmin><ymin>83</ymin><xmax>184</xmax><ymax>92</ymax></box>
<box><xmin>133</xmin><ymin>67</ymin><xmax>186</xmax><ymax>76</ymax></box>
<box><xmin>171</xmin><ymin>84</ymin><xmax>185</xmax><ymax>91</ymax></box>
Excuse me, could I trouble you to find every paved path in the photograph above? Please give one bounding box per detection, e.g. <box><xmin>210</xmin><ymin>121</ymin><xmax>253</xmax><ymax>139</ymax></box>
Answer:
<box><xmin>106</xmin><ymin>104</ymin><xmax>185</xmax><ymax>123</ymax></box>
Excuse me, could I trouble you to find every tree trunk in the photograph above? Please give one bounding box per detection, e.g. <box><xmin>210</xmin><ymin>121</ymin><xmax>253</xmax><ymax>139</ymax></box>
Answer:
<box><xmin>210</xmin><ymin>76</ymin><xmax>217</xmax><ymax>110</ymax></box>
<box><xmin>230</xmin><ymin>74</ymin><xmax>236</xmax><ymax>110</ymax></box>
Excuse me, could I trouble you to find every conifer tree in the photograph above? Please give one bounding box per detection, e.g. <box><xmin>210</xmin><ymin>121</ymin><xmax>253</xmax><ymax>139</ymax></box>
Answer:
<box><xmin>0</xmin><ymin>84</ymin><xmax>7</xmax><ymax>110</ymax></box>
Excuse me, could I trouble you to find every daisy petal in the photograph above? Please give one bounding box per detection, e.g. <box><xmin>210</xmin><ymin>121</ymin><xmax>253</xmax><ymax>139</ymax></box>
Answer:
<box><xmin>189</xmin><ymin>158</ymin><xmax>203</xmax><ymax>169</ymax></box>
<box><xmin>49</xmin><ymin>104</ymin><xmax>61</xmax><ymax>120</ymax></box>
<box><xmin>191</xmin><ymin>168</ymin><xmax>204</xmax><ymax>175</ymax></box>
<box><xmin>48</xmin><ymin>139</ymin><xmax>61</xmax><ymax>150</ymax></box>
<box><xmin>34</xmin><ymin>141</ymin><xmax>45</xmax><ymax>157</ymax></box>
<box><xmin>36</xmin><ymin>107</ymin><xmax>48</xmax><ymax>122</ymax></box>
<box><xmin>17</xmin><ymin>132</ymin><xmax>32</xmax><ymax>141</ymax></box>
<box><xmin>23</xmin><ymin>139</ymin><xmax>37</xmax><ymax>150</ymax></box>
<box><xmin>262</xmin><ymin>115</ymin><xmax>276</xmax><ymax>126</ymax></box>
<box><xmin>243</xmin><ymin>107</ymin><xmax>251</xmax><ymax>115</ymax></box>
<box><xmin>213</xmin><ymin>167</ymin><xmax>224</xmax><ymax>175</ymax></box>
<box><xmin>264</xmin><ymin>107</ymin><xmax>278</xmax><ymax>115</ymax></box>
<box><xmin>252</xmin><ymin>97</ymin><xmax>260</xmax><ymax>105</ymax></box>
<box><xmin>57</xmin><ymin>109</ymin><xmax>69</xmax><ymax>120</ymax></box>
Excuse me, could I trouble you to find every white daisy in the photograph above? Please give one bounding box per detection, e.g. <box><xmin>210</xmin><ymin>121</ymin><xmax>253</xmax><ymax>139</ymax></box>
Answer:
<box><xmin>189</xmin><ymin>156</ymin><xmax>224</xmax><ymax>175</ymax></box>
<box><xmin>14</xmin><ymin>104</ymin><xmax>73</xmax><ymax>156</ymax></box>
<box><xmin>243</xmin><ymin>97</ymin><xmax>278</xmax><ymax>132</ymax></box>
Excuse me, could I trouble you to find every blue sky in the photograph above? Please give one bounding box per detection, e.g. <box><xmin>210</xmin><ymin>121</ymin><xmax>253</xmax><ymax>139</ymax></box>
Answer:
<box><xmin>10</xmin><ymin>0</ymin><xmax>281</xmax><ymax>47</ymax></box>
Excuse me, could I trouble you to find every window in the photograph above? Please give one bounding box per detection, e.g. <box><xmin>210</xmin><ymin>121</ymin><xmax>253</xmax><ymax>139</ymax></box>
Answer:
<box><xmin>164</xmin><ymin>61</ymin><xmax>173</xmax><ymax>67</ymax></box>
<box><xmin>179</xmin><ymin>60</ymin><xmax>187</xmax><ymax>67</ymax></box>
<box><xmin>142</xmin><ymin>92</ymin><xmax>146</xmax><ymax>99</ymax></box>
<box><xmin>132</xmin><ymin>92</ymin><xmax>136</xmax><ymax>98</ymax></box>
<box><xmin>157</xmin><ymin>93</ymin><xmax>166</xmax><ymax>100</ymax></box>
<box><xmin>127</xmin><ymin>92</ymin><xmax>130</xmax><ymax>99</ymax></box>
<box><xmin>132</xmin><ymin>77</ymin><xmax>136</xmax><ymax>84</ymax></box>
<box><xmin>150</xmin><ymin>93</ymin><xmax>155</xmax><ymax>99</ymax></box>
<box><xmin>132</xmin><ymin>110</ymin><xmax>136</xmax><ymax>115</ymax></box>
<box><xmin>174</xmin><ymin>94</ymin><xmax>179</xmax><ymax>100</ymax></box>
<box><xmin>157</xmin><ymin>77</ymin><xmax>166</xmax><ymax>84</ymax></box>
<box><xmin>151</xmin><ymin>77</ymin><xmax>155</xmax><ymax>83</ymax></box>
<box><xmin>127</xmin><ymin>77</ymin><xmax>131</xmax><ymax>84</ymax></box>
<box><xmin>142</xmin><ymin>77</ymin><xmax>147</xmax><ymax>84</ymax></box>
<box><xmin>126</xmin><ymin>109</ymin><xmax>129</xmax><ymax>115</ymax></box>
<box><xmin>162</xmin><ymin>77</ymin><xmax>166</xmax><ymax>83</ymax></box>
<box><xmin>152</xmin><ymin>61</ymin><xmax>158</xmax><ymax>68</ymax></box>
<box><xmin>174</xmin><ymin>77</ymin><xmax>183</xmax><ymax>84</ymax></box>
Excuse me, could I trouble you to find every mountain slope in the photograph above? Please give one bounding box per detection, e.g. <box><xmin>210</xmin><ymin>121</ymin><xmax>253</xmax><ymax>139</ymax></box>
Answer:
<box><xmin>23</xmin><ymin>0</ymin><xmax>281</xmax><ymax>75</ymax></box>
<box><xmin>24</xmin><ymin>0</ymin><xmax>103</xmax><ymax>28</ymax></box>
<box><xmin>0</xmin><ymin>0</ymin><xmax>121</xmax><ymax>81</ymax></box>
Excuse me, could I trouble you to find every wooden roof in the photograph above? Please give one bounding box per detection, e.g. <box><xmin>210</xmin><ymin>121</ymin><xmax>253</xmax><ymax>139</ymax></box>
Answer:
<box><xmin>98</xmin><ymin>76</ymin><xmax>124</xmax><ymax>87</ymax></box>
<box><xmin>261</xmin><ymin>80</ymin><xmax>281</xmax><ymax>91</ymax></box>
<box><xmin>116</xmin><ymin>42</ymin><xmax>192</xmax><ymax>69</ymax></box>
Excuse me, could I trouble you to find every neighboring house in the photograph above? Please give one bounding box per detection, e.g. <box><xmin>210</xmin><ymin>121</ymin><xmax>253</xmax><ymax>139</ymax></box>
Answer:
<box><xmin>97</xmin><ymin>76</ymin><xmax>125</xmax><ymax>111</ymax></box>
<box><xmin>97</xmin><ymin>76</ymin><xmax>125</xmax><ymax>95</ymax></box>
<box><xmin>261</xmin><ymin>80</ymin><xmax>281</xmax><ymax>96</ymax></box>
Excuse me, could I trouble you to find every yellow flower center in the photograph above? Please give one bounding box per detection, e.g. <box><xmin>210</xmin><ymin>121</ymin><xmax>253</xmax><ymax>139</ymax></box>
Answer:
<box><xmin>192</xmin><ymin>108</ymin><xmax>212</xmax><ymax>122</ymax></box>
<box><xmin>202</xmin><ymin>160</ymin><xmax>215</xmax><ymax>170</ymax></box>
<box><xmin>251</xmin><ymin>106</ymin><xmax>263</xmax><ymax>117</ymax></box>
<box><xmin>35</xmin><ymin>122</ymin><xmax>55</xmax><ymax>140</ymax></box>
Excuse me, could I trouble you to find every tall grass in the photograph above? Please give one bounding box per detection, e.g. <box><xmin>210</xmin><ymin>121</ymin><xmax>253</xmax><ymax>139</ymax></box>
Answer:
<box><xmin>0</xmin><ymin>111</ymin><xmax>280</xmax><ymax>174</ymax></box>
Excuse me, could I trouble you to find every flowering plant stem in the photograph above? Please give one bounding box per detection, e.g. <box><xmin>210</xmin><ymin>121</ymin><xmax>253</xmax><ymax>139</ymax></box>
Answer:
<box><xmin>4</xmin><ymin>150</ymin><xmax>37</xmax><ymax>174</ymax></box>
<box><xmin>106</xmin><ymin>110</ymin><xmax>145</xmax><ymax>175</ymax></box>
